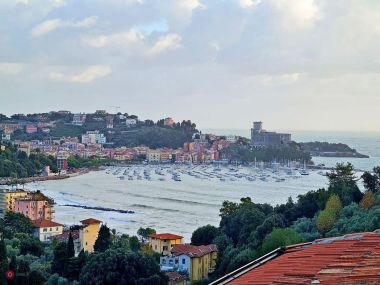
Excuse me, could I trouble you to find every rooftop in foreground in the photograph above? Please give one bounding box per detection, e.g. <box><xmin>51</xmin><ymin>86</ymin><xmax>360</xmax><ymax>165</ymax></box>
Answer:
<box><xmin>212</xmin><ymin>230</ymin><xmax>380</xmax><ymax>285</ymax></box>
<box><xmin>148</xmin><ymin>233</ymin><xmax>183</xmax><ymax>240</ymax></box>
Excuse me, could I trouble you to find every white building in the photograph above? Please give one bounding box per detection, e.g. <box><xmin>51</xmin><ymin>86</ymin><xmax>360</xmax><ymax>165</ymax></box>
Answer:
<box><xmin>81</xmin><ymin>130</ymin><xmax>106</xmax><ymax>145</ymax></box>
<box><xmin>72</xmin><ymin>113</ymin><xmax>86</xmax><ymax>126</ymax></box>
<box><xmin>32</xmin><ymin>219</ymin><xmax>64</xmax><ymax>242</ymax></box>
<box><xmin>226</xmin><ymin>135</ymin><xmax>237</xmax><ymax>143</ymax></box>
<box><xmin>125</xmin><ymin>118</ymin><xmax>137</xmax><ymax>127</ymax></box>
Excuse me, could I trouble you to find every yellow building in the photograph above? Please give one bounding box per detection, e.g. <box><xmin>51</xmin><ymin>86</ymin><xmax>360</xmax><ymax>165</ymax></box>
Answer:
<box><xmin>160</xmin><ymin>150</ymin><xmax>173</xmax><ymax>161</ymax></box>
<box><xmin>169</xmin><ymin>244</ymin><xmax>218</xmax><ymax>282</ymax></box>
<box><xmin>79</xmin><ymin>218</ymin><xmax>102</xmax><ymax>253</ymax></box>
<box><xmin>0</xmin><ymin>189</ymin><xmax>29</xmax><ymax>217</ymax></box>
<box><xmin>148</xmin><ymin>233</ymin><xmax>184</xmax><ymax>256</ymax></box>
<box><xmin>32</xmin><ymin>219</ymin><xmax>64</xmax><ymax>242</ymax></box>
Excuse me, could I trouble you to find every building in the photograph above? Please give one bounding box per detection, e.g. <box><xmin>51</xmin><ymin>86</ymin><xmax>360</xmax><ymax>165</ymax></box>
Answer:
<box><xmin>18</xmin><ymin>143</ymin><xmax>31</xmax><ymax>156</ymax></box>
<box><xmin>161</xmin><ymin>244</ymin><xmax>218</xmax><ymax>282</ymax></box>
<box><xmin>165</xmin><ymin>272</ymin><xmax>187</xmax><ymax>285</ymax></box>
<box><xmin>79</xmin><ymin>218</ymin><xmax>102</xmax><ymax>253</ymax></box>
<box><xmin>211</xmin><ymin>230</ymin><xmax>380</xmax><ymax>285</ymax></box>
<box><xmin>226</xmin><ymin>135</ymin><xmax>237</xmax><ymax>144</ymax></box>
<box><xmin>82</xmin><ymin>130</ymin><xmax>106</xmax><ymax>145</ymax></box>
<box><xmin>251</xmin><ymin>121</ymin><xmax>291</xmax><ymax>147</ymax></box>
<box><xmin>72</xmin><ymin>113</ymin><xmax>87</xmax><ymax>126</ymax></box>
<box><xmin>148</xmin><ymin>233</ymin><xmax>184</xmax><ymax>256</ymax></box>
<box><xmin>25</xmin><ymin>124</ymin><xmax>38</xmax><ymax>134</ymax></box>
<box><xmin>14</xmin><ymin>192</ymin><xmax>54</xmax><ymax>221</ymax></box>
<box><xmin>54</xmin><ymin>230</ymin><xmax>82</xmax><ymax>256</ymax></box>
<box><xmin>106</xmin><ymin>115</ymin><xmax>114</xmax><ymax>129</ymax></box>
<box><xmin>164</xmin><ymin>117</ymin><xmax>175</xmax><ymax>127</ymax></box>
<box><xmin>125</xmin><ymin>118</ymin><xmax>137</xmax><ymax>127</ymax></box>
<box><xmin>32</xmin><ymin>219</ymin><xmax>64</xmax><ymax>242</ymax></box>
<box><xmin>56</xmin><ymin>155</ymin><xmax>68</xmax><ymax>171</ymax></box>
<box><xmin>1</xmin><ymin>133</ymin><xmax>11</xmax><ymax>141</ymax></box>
<box><xmin>147</xmin><ymin>150</ymin><xmax>161</xmax><ymax>162</ymax></box>
<box><xmin>0</xmin><ymin>189</ymin><xmax>29</xmax><ymax>217</ymax></box>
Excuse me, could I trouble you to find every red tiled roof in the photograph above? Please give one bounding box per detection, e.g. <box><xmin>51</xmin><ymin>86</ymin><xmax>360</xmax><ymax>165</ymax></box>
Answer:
<box><xmin>215</xmin><ymin>230</ymin><xmax>380</xmax><ymax>285</ymax></box>
<box><xmin>80</xmin><ymin>218</ymin><xmax>102</xmax><ymax>225</ymax></box>
<box><xmin>172</xmin><ymin>244</ymin><xmax>218</xmax><ymax>257</ymax></box>
<box><xmin>32</xmin><ymin>219</ymin><xmax>63</xmax><ymax>228</ymax></box>
<box><xmin>54</xmin><ymin>230</ymin><xmax>80</xmax><ymax>241</ymax></box>
<box><xmin>165</xmin><ymin>271</ymin><xmax>187</xmax><ymax>285</ymax></box>
<box><xmin>148</xmin><ymin>233</ymin><xmax>183</xmax><ymax>240</ymax></box>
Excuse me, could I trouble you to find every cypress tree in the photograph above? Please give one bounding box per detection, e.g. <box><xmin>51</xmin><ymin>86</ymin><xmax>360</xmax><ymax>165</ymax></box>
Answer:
<box><xmin>94</xmin><ymin>225</ymin><xmax>111</xmax><ymax>252</ymax></box>
<box><xmin>67</xmin><ymin>232</ymin><xmax>75</xmax><ymax>259</ymax></box>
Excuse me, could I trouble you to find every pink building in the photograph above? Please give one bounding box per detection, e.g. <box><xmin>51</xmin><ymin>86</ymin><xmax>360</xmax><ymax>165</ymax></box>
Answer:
<box><xmin>14</xmin><ymin>194</ymin><xmax>54</xmax><ymax>221</ymax></box>
<box><xmin>25</xmin><ymin>124</ymin><xmax>38</xmax><ymax>134</ymax></box>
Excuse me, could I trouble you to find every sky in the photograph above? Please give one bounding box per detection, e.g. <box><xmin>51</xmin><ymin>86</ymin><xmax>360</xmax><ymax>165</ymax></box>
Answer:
<box><xmin>1</xmin><ymin>0</ymin><xmax>380</xmax><ymax>132</ymax></box>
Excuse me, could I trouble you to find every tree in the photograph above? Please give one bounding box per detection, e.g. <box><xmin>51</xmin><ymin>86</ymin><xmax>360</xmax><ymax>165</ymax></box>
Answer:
<box><xmin>19</xmin><ymin>235</ymin><xmax>44</xmax><ymax>257</ymax></box>
<box><xmin>191</xmin><ymin>225</ymin><xmax>219</xmax><ymax>246</ymax></box>
<box><xmin>2</xmin><ymin>212</ymin><xmax>34</xmax><ymax>239</ymax></box>
<box><xmin>67</xmin><ymin>233</ymin><xmax>75</xmax><ymax>259</ymax></box>
<box><xmin>137</xmin><ymin>227</ymin><xmax>156</xmax><ymax>243</ymax></box>
<box><xmin>129</xmin><ymin>236</ymin><xmax>140</xmax><ymax>252</ymax></box>
<box><xmin>325</xmin><ymin>195</ymin><xmax>342</xmax><ymax>218</ymax></box>
<box><xmin>316</xmin><ymin>210</ymin><xmax>336</xmax><ymax>236</ymax></box>
<box><xmin>79</xmin><ymin>249</ymin><xmax>167</xmax><ymax>285</ymax></box>
<box><xmin>94</xmin><ymin>224</ymin><xmax>111</xmax><ymax>252</ymax></box>
<box><xmin>0</xmin><ymin>237</ymin><xmax>8</xmax><ymax>285</ymax></box>
<box><xmin>52</xmin><ymin>242</ymin><xmax>67</xmax><ymax>275</ymax></box>
<box><xmin>360</xmin><ymin>191</ymin><xmax>377</xmax><ymax>209</ymax></box>
<box><xmin>261</xmin><ymin>228</ymin><xmax>302</xmax><ymax>255</ymax></box>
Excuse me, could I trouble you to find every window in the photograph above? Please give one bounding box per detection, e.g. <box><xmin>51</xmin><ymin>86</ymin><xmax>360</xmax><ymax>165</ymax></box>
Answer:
<box><xmin>50</xmin><ymin>228</ymin><xmax>52</xmax><ymax>231</ymax></box>
<box><xmin>56</xmin><ymin>227</ymin><xmax>59</xmax><ymax>231</ymax></box>
<box><xmin>43</xmin><ymin>228</ymin><xmax>47</xmax><ymax>232</ymax></box>
<box><xmin>175</xmin><ymin>259</ymin><xmax>179</xmax><ymax>264</ymax></box>
<box><xmin>163</xmin><ymin>246</ymin><xmax>168</xmax><ymax>251</ymax></box>
<box><xmin>182</xmin><ymin>259</ymin><xmax>186</xmax><ymax>265</ymax></box>
<box><xmin>155</xmin><ymin>245</ymin><xmax>157</xmax><ymax>250</ymax></box>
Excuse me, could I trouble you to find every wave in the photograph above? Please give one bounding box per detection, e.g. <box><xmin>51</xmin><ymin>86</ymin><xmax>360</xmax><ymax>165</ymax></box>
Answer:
<box><xmin>130</xmin><ymin>204</ymin><xmax>190</xmax><ymax>214</ymax></box>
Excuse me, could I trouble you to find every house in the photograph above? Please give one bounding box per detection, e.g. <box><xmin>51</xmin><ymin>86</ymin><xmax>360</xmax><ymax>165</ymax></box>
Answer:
<box><xmin>32</xmin><ymin>219</ymin><xmax>63</xmax><ymax>242</ymax></box>
<box><xmin>164</xmin><ymin>117</ymin><xmax>175</xmax><ymax>127</ymax></box>
<box><xmin>14</xmin><ymin>192</ymin><xmax>54</xmax><ymax>221</ymax></box>
<box><xmin>79</xmin><ymin>218</ymin><xmax>102</xmax><ymax>253</ymax></box>
<box><xmin>72</xmin><ymin>113</ymin><xmax>86</xmax><ymax>126</ymax></box>
<box><xmin>165</xmin><ymin>271</ymin><xmax>187</xmax><ymax>285</ymax></box>
<box><xmin>18</xmin><ymin>143</ymin><xmax>31</xmax><ymax>156</ymax></box>
<box><xmin>125</xmin><ymin>118</ymin><xmax>137</xmax><ymax>127</ymax></box>
<box><xmin>0</xmin><ymin>189</ymin><xmax>29</xmax><ymax>217</ymax></box>
<box><xmin>211</xmin><ymin>230</ymin><xmax>380</xmax><ymax>285</ymax></box>
<box><xmin>251</xmin><ymin>121</ymin><xmax>291</xmax><ymax>147</ymax></box>
<box><xmin>148</xmin><ymin>233</ymin><xmax>184</xmax><ymax>256</ymax></box>
<box><xmin>161</xmin><ymin>244</ymin><xmax>218</xmax><ymax>282</ymax></box>
<box><xmin>54</xmin><ymin>230</ymin><xmax>82</xmax><ymax>256</ymax></box>
<box><xmin>25</xmin><ymin>124</ymin><xmax>38</xmax><ymax>134</ymax></box>
<box><xmin>226</xmin><ymin>135</ymin><xmax>237</xmax><ymax>144</ymax></box>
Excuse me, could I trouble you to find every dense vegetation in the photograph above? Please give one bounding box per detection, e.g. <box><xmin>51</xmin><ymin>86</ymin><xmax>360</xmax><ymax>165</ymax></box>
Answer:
<box><xmin>0</xmin><ymin>143</ymin><xmax>58</xmax><ymax>178</ymax></box>
<box><xmin>0</xmin><ymin>213</ymin><xmax>167</xmax><ymax>285</ymax></box>
<box><xmin>1</xmin><ymin>112</ymin><xmax>198</xmax><ymax>150</ymax></box>
<box><xmin>300</xmin><ymin>142</ymin><xmax>368</xmax><ymax>157</ymax></box>
<box><xmin>191</xmin><ymin>163</ymin><xmax>379</xmax><ymax>283</ymax></box>
<box><xmin>221</xmin><ymin>142</ymin><xmax>312</xmax><ymax>163</ymax></box>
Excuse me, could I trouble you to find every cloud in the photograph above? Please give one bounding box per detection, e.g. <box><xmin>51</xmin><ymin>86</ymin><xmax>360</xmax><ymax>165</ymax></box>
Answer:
<box><xmin>0</xmin><ymin>62</ymin><xmax>25</xmax><ymax>75</ymax></box>
<box><xmin>83</xmin><ymin>30</ymin><xmax>144</xmax><ymax>48</ymax></box>
<box><xmin>147</xmin><ymin>33</ymin><xmax>182</xmax><ymax>56</ymax></box>
<box><xmin>273</xmin><ymin>0</ymin><xmax>320</xmax><ymax>30</ymax></box>
<box><xmin>31</xmin><ymin>16</ymin><xmax>97</xmax><ymax>37</ymax></box>
<box><xmin>180</xmin><ymin>0</ymin><xmax>204</xmax><ymax>11</ymax></box>
<box><xmin>237</xmin><ymin>0</ymin><xmax>261</xmax><ymax>10</ymax></box>
<box><xmin>49</xmin><ymin>65</ymin><xmax>111</xmax><ymax>83</ymax></box>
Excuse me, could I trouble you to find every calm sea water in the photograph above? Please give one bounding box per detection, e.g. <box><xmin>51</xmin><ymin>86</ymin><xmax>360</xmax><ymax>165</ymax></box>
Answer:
<box><xmin>29</xmin><ymin>131</ymin><xmax>380</xmax><ymax>241</ymax></box>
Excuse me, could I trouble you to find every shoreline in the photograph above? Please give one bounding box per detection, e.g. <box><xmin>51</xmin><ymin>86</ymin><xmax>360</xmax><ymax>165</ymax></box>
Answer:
<box><xmin>0</xmin><ymin>168</ymin><xmax>94</xmax><ymax>186</ymax></box>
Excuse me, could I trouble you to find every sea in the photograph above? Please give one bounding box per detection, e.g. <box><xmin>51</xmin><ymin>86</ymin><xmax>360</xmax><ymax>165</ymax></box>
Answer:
<box><xmin>26</xmin><ymin>131</ymin><xmax>380</xmax><ymax>241</ymax></box>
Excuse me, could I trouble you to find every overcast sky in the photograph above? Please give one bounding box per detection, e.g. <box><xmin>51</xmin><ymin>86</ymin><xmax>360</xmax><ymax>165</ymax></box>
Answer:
<box><xmin>0</xmin><ymin>0</ymin><xmax>379</xmax><ymax>131</ymax></box>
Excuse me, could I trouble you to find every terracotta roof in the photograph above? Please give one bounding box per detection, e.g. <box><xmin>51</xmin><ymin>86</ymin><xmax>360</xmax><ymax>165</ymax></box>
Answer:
<box><xmin>32</xmin><ymin>219</ymin><xmax>63</xmax><ymax>228</ymax></box>
<box><xmin>80</xmin><ymin>218</ymin><xmax>102</xmax><ymax>225</ymax></box>
<box><xmin>172</xmin><ymin>244</ymin><xmax>218</xmax><ymax>257</ymax></box>
<box><xmin>212</xmin><ymin>230</ymin><xmax>380</xmax><ymax>285</ymax></box>
<box><xmin>54</xmin><ymin>230</ymin><xmax>80</xmax><ymax>241</ymax></box>
<box><xmin>165</xmin><ymin>271</ymin><xmax>187</xmax><ymax>285</ymax></box>
<box><xmin>148</xmin><ymin>233</ymin><xmax>183</xmax><ymax>240</ymax></box>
